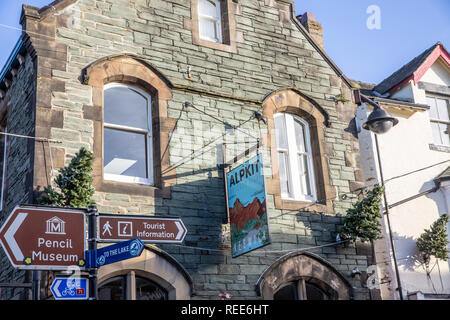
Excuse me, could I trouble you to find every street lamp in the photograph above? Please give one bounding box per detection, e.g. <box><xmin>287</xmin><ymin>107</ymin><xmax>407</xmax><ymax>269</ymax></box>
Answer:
<box><xmin>362</xmin><ymin>99</ymin><xmax>404</xmax><ymax>300</ymax></box>
<box><xmin>362</xmin><ymin>104</ymin><xmax>399</xmax><ymax>134</ymax></box>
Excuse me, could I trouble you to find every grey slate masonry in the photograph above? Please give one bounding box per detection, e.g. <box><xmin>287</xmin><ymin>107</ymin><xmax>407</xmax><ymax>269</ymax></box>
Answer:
<box><xmin>0</xmin><ymin>0</ymin><xmax>372</xmax><ymax>300</ymax></box>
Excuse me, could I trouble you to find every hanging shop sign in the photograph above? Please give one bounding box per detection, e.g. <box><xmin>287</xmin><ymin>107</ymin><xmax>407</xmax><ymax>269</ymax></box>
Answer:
<box><xmin>226</xmin><ymin>153</ymin><xmax>270</xmax><ymax>257</ymax></box>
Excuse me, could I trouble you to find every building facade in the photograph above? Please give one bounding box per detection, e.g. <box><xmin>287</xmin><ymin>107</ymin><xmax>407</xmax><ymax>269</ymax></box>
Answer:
<box><xmin>356</xmin><ymin>42</ymin><xmax>450</xmax><ymax>300</ymax></box>
<box><xmin>0</xmin><ymin>0</ymin><xmax>374</xmax><ymax>300</ymax></box>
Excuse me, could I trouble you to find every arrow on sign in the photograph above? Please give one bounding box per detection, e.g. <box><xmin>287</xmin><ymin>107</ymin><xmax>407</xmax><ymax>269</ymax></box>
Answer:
<box><xmin>174</xmin><ymin>221</ymin><xmax>184</xmax><ymax>241</ymax></box>
<box><xmin>4</xmin><ymin>212</ymin><xmax>27</xmax><ymax>262</ymax></box>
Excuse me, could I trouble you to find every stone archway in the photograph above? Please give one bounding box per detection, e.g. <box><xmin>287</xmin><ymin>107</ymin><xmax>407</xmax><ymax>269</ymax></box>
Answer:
<box><xmin>98</xmin><ymin>245</ymin><xmax>193</xmax><ymax>300</ymax></box>
<box><xmin>256</xmin><ymin>251</ymin><xmax>353</xmax><ymax>300</ymax></box>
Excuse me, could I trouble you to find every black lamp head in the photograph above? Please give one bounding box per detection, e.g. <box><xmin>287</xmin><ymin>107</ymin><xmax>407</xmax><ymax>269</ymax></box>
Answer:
<box><xmin>362</xmin><ymin>105</ymin><xmax>399</xmax><ymax>134</ymax></box>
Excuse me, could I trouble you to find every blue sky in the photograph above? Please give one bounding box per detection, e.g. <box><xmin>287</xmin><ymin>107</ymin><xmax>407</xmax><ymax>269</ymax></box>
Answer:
<box><xmin>0</xmin><ymin>1</ymin><xmax>449</xmax><ymax>84</ymax></box>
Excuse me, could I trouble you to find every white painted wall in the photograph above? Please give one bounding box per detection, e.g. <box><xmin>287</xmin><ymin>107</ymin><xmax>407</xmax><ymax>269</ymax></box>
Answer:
<box><xmin>357</xmin><ymin>57</ymin><xmax>450</xmax><ymax>299</ymax></box>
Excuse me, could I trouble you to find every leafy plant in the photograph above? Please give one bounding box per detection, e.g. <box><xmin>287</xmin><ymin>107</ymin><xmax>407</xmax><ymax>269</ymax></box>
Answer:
<box><xmin>338</xmin><ymin>184</ymin><xmax>384</xmax><ymax>243</ymax></box>
<box><xmin>37</xmin><ymin>147</ymin><xmax>96</xmax><ymax>208</ymax></box>
<box><xmin>416</xmin><ymin>214</ymin><xmax>449</xmax><ymax>266</ymax></box>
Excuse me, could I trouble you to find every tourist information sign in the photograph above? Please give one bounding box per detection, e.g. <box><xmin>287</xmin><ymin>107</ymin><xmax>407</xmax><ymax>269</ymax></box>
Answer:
<box><xmin>97</xmin><ymin>215</ymin><xmax>187</xmax><ymax>244</ymax></box>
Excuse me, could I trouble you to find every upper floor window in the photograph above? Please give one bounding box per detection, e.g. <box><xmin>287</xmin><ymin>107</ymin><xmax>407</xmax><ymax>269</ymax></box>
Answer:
<box><xmin>274</xmin><ymin>113</ymin><xmax>317</xmax><ymax>202</ymax></box>
<box><xmin>198</xmin><ymin>0</ymin><xmax>222</xmax><ymax>43</ymax></box>
<box><xmin>103</xmin><ymin>83</ymin><xmax>153</xmax><ymax>185</ymax></box>
<box><xmin>426</xmin><ymin>95</ymin><xmax>450</xmax><ymax>146</ymax></box>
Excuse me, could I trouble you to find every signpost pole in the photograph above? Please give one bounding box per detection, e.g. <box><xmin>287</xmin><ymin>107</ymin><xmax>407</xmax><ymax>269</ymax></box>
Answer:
<box><xmin>32</xmin><ymin>270</ymin><xmax>41</xmax><ymax>300</ymax></box>
<box><xmin>87</xmin><ymin>205</ymin><xmax>98</xmax><ymax>300</ymax></box>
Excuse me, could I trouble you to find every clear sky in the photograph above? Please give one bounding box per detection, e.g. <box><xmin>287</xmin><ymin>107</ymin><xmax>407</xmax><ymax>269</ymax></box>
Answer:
<box><xmin>0</xmin><ymin>0</ymin><xmax>449</xmax><ymax>85</ymax></box>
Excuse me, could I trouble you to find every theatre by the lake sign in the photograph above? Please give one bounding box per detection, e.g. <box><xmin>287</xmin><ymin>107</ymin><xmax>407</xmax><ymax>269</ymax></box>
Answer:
<box><xmin>226</xmin><ymin>154</ymin><xmax>270</xmax><ymax>257</ymax></box>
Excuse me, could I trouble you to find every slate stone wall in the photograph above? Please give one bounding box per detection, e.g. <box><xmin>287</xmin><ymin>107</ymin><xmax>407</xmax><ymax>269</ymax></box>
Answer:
<box><xmin>0</xmin><ymin>0</ymin><xmax>373</xmax><ymax>300</ymax></box>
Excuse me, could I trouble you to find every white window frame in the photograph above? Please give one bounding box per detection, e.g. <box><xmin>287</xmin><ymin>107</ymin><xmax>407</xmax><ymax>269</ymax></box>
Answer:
<box><xmin>426</xmin><ymin>95</ymin><xmax>450</xmax><ymax>146</ymax></box>
<box><xmin>198</xmin><ymin>0</ymin><xmax>223</xmax><ymax>43</ymax></box>
<box><xmin>103</xmin><ymin>83</ymin><xmax>154</xmax><ymax>186</ymax></box>
<box><xmin>274</xmin><ymin>113</ymin><xmax>317</xmax><ymax>202</ymax></box>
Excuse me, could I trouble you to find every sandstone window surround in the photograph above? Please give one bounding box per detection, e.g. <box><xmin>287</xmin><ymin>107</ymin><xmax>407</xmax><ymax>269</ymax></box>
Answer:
<box><xmin>262</xmin><ymin>88</ymin><xmax>335</xmax><ymax>213</ymax></box>
<box><xmin>82</xmin><ymin>55</ymin><xmax>177</xmax><ymax>198</ymax></box>
<box><xmin>185</xmin><ymin>0</ymin><xmax>242</xmax><ymax>53</ymax></box>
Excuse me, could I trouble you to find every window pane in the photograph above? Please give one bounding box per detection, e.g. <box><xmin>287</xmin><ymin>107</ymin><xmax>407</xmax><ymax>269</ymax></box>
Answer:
<box><xmin>438</xmin><ymin>122</ymin><xmax>450</xmax><ymax>146</ymax></box>
<box><xmin>431</xmin><ymin>122</ymin><xmax>443</xmax><ymax>145</ymax></box>
<box><xmin>104</xmin><ymin>86</ymin><xmax>150</xmax><ymax>131</ymax></box>
<box><xmin>274</xmin><ymin>114</ymin><xmax>288</xmax><ymax>150</ymax></box>
<box><xmin>427</xmin><ymin>97</ymin><xmax>438</xmax><ymax>119</ymax></box>
<box><xmin>298</xmin><ymin>154</ymin><xmax>312</xmax><ymax>196</ymax></box>
<box><xmin>274</xmin><ymin>282</ymin><xmax>298</xmax><ymax>300</ymax></box>
<box><xmin>294</xmin><ymin>118</ymin><xmax>307</xmax><ymax>153</ymax></box>
<box><xmin>435</xmin><ymin>98</ymin><xmax>449</xmax><ymax>121</ymax></box>
<box><xmin>199</xmin><ymin>17</ymin><xmax>219</xmax><ymax>41</ymax></box>
<box><xmin>135</xmin><ymin>277</ymin><xmax>168</xmax><ymax>300</ymax></box>
<box><xmin>305</xmin><ymin>282</ymin><xmax>329</xmax><ymax>300</ymax></box>
<box><xmin>104</xmin><ymin>128</ymin><xmax>148</xmax><ymax>179</ymax></box>
<box><xmin>98</xmin><ymin>277</ymin><xmax>124</xmax><ymax>300</ymax></box>
<box><xmin>199</xmin><ymin>0</ymin><xmax>218</xmax><ymax>18</ymax></box>
<box><xmin>278</xmin><ymin>152</ymin><xmax>290</xmax><ymax>195</ymax></box>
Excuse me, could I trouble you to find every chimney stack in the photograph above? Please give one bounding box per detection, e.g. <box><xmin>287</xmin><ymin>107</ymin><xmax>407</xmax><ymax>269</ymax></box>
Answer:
<box><xmin>297</xmin><ymin>12</ymin><xmax>324</xmax><ymax>49</ymax></box>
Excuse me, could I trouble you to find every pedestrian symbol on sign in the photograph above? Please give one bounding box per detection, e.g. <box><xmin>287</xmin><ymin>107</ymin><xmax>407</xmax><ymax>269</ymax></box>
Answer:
<box><xmin>102</xmin><ymin>220</ymin><xmax>112</xmax><ymax>236</ymax></box>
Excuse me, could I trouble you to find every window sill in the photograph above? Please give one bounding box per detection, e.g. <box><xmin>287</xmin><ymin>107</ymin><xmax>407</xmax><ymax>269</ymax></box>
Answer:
<box><xmin>104</xmin><ymin>174</ymin><xmax>153</xmax><ymax>186</ymax></box>
<box><xmin>194</xmin><ymin>37</ymin><xmax>237</xmax><ymax>53</ymax></box>
<box><xmin>275</xmin><ymin>197</ymin><xmax>331</xmax><ymax>213</ymax></box>
<box><xmin>94</xmin><ymin>175</ymin><xmax>171</xmax><ymax>199</ymax></box>
<box><xmin>429</xmin><ymin>144</ymin><xmax>450</xmax><ymax>153</ymax></box>
<box><xmin>281</xmin><ymin>195</ymin><xmax>316</xmax><ymax>203</ymax></box>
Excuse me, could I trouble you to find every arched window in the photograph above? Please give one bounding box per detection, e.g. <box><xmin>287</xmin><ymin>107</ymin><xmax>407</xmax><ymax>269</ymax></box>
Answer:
<box><xmin>103</xmin><ymin>83</ymin><xmax>153</xmax><ymax>185</ymax></box>
<box><xmin>98</xmin><ymin>273</ymin><xmax>168</xmax><ymax>300</ymax></box>
<box><xmin>256</xmin><ymin>252</ymin><xmax>353</xmax><ymax>300</ymax></box>
<box><xmin>274</xmin><ymin>280</ymin><xmax>332</xmax><ymax>300</ymax></box>
<box><xmin>274</xmin><ymin>113</ymin><xmax>316</xmax><ymax>201</ymax></box>
<box><xmin>198</xmin><ymin>0</ymin><xmax>222</xmax><ymax>43</ymax></box>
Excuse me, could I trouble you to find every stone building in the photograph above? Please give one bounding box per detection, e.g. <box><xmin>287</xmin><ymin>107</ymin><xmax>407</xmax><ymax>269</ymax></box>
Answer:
<box><xmin>0</xmin><ymin>0</ymin><xmax>374</xmax><ymax>300</ymax></box>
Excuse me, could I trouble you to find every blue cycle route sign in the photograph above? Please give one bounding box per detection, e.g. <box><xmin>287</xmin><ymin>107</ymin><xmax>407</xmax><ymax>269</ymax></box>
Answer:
<box><xmin>85</xmin><ymin>238</ymin><xmax>145</xmax><ymax>268</ymax></box>
<box><xmin>51</xmin><ymin>277</ymin><xmax>88</xmax><ymax>300</ymax></box>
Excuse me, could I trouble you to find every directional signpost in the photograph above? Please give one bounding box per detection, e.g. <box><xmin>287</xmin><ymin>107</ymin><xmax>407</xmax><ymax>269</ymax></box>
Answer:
<box><xmin>97</xmin><ymin>215</ymin><xmax>187</xmax><ymax>244</ymax></box>
<box><xmin>85</xmin><ymin>238</ymin><xmax>145</xmax><ymax>268</ymax></box>
<box><xmin>51</xmin><ymin>277</ymin><xmax>89</xmax><ymax>300</ymax></box>
<box><xmin>0</xmin><ymin>204</ymin><xmax>188</xmax><ymax>300</ymax></box>
<box><xmin>0</xmin><ymin>205</ymin><xmax>86</xmax><ymax>270</ymax></box>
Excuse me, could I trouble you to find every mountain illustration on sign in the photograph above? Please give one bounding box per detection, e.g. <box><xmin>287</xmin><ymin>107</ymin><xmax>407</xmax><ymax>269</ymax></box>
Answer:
<box><xmin>229</xmin><ymin>198</ymin><xmax>267</xmax><ymax>232</ymax></box>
